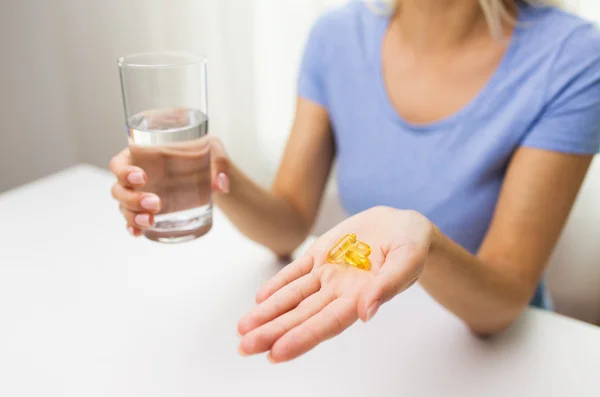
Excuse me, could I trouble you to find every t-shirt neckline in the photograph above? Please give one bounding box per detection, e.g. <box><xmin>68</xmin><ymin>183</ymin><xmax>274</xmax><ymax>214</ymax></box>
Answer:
<box><xmin>371</xmin><ymin>3</ymin><xmax>526</xmax><ymax>133</ymax></box>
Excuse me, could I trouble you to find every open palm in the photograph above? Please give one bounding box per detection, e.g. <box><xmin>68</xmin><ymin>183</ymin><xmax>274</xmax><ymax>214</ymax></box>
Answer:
<box><xmin>237</xmin><ymin>207</ymin><xmax>435</xmax><ymax>363</ymax></box>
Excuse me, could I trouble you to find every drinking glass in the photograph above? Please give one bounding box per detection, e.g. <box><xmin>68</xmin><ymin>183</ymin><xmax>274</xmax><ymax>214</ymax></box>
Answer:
<box><xmin>118</xmin><ymin>52</ymin><xmax>212</xmax><ymax>243</ymax></box>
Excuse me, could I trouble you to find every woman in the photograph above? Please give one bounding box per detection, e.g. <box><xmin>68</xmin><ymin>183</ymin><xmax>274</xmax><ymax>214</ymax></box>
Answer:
<box><xmin>110</xmin><ymin>0</ymin><xmax>600</xmax><ymax>363</ymax></box>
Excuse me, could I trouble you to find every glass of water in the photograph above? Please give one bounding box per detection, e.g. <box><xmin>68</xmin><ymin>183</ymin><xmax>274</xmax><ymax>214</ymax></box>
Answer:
<box><xmin>118</xmin><ymin>52</ymin><xmax>212</xmax><ymax>243</ymax></box>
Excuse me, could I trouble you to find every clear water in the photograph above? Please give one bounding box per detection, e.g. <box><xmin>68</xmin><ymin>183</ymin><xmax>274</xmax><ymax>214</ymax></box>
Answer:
<box><xmin>128</xmin><ymin>108</ymin><xmax>212</xmax><ymax>243</ymax></box>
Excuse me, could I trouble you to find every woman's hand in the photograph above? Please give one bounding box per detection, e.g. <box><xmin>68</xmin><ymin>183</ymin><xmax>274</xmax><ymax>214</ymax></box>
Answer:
<box><xmin>108</xmin><ymin>136</ymin><xmax>230</xmax><ymax>236</ymax></box>
<box><xmin>237</xmin><ymin>206</ymin><xmax>436</xmax><ymax>363</ymax></box>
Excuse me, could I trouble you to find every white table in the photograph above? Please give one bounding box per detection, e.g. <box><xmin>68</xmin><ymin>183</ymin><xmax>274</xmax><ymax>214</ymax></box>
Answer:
<box><xmin>0</xmin><ymin>165</ymin><xmax>599</xmax><ymax>397</ymax></box>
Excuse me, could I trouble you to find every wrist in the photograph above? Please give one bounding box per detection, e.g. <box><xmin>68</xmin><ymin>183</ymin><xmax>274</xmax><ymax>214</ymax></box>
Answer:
<box><xmin>428</xmin><ymin>222</ymin><xmax>443</xmax><ymax>256</ymax></box>
<box><xmin>421</xmin><ymin>221</ymin><xmax>444</xmax><ymax>277</ymax></box>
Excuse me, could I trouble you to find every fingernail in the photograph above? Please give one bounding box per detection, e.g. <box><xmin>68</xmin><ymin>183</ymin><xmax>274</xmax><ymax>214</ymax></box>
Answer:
<box><xmin>366</xmin><ymin>301</ymin><xmax>380</xmax><ymax>323</ymax></box>
<box><xmin>267</xmin><ymin>353</ymin><xmax>277</xmax><ymax>364</ymax></box>
<box><xmin>217</xmin><ymin>173</ymin><xmax>230</xmax><ymax>193</ymax></box>
<box><xmin>238</xmin><ymin>346</ymin><xmax>248</xmax><ymax>357</ymax></box>
<box><xmin>127</xmin><ymin>226</ymin><xmax>136</xmax><ymax>236</ymax></box>
<box><xmin>135</xmin><ymin>214</ymin><xmax>152</xmax><ymax>228</ymax></box>
<box><xmin>141</xmin><ymin>195</ymin><xmax>160</xmax><ymax>211</ymax></box>
<box><xmin>128</xmin><ymin>171</ymin><xmax>145</xmax><ymax>185</ymax></box>
<box><xmin>237</xmin><ymin>331</ymin><xmax>242</xmax><ymax>338</ymax></box>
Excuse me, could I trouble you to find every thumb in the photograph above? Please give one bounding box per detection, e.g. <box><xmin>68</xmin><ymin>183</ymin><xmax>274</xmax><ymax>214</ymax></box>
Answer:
<box><xmin>210</xmin><ymin>137</ymin><xmax>230</xmax><ymax>194</ymax></box>
<box><xmin>358</xmin><ymin>245</ymin><xmax>427</xmax><ymax>323</ymax></box>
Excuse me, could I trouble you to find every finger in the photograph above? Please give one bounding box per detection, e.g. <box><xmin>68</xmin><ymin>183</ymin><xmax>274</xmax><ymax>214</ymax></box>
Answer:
<box><xmin>127</xmin><ymin>225</ymin><xmax>143</xmax><ymax>237</ymax></box>
<box><xmin>109</xmin><ymin>149</ymin><xmax>147</xmax><ymax>188</ymax></box>
<box><xmin>209</xmin><ymin>137</ymin><xmax>230</xmax><ymax>193</ymax></box>
<box><xmin>269</xmin><ymin>297</ymin><xmax>357</xmax><ymax>363</ymax></box>
<box><xmin>120</xmin><ymin>206</ymin><xmax>155</xmax><ymax>229</ymax></box>
<box><xmin>214</xmin><ymin>173</ymin><xmax>230</xmax><ymax>194</ymax></box>
<box><xmin>111</xmin><ymin>184</ymin><xmax>162</xmax><ymax>213</ymax></box>
<box><xmin>238</xmin><ymin>272</ymin><xmax>321</xmax><ymax>336</ymax></box>
<box><xmin>239</xmin><ymin>290</ymin><xmax>335</xmax><ymax>356</ymax></box>
<box><xmin>255</xmin><ymin>255</ymin><xmax>315</xmax><ymax>304</ymax></box>
<box><xmin>358</xmin><ymin>246</ymin><xmax>427</xmax><ymax>323</ymax></box>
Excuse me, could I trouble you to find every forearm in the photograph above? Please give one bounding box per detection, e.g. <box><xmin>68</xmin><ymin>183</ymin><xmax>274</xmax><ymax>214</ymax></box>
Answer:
<box><xmin>215</xmin><ymin>163</ymin><xmax>310</xmax><ymax>257</ymax></box>
<box><xmin>419</xmin><ymin>227</ymin><xmax>532</xmax><ymax>335</ymax></box>
<box><xmin>419</xmin><ymin>151</ymin><xmax>593</xmax><ymax>335</ymax></box>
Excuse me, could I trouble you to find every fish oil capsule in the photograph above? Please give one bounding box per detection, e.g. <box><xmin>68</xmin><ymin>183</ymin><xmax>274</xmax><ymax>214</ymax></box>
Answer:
<box><xmin>344</xmin><ymin>241</ymin><xmax>372</xmax><ymax>270</ymax></box>
<box><xmin>327</xmin><ymin>234</ymin><xmax>357</xmax><ymax>264</ymax></box>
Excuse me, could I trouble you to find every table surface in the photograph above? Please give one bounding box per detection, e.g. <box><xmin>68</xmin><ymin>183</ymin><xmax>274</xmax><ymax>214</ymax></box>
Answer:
<box><xmin>0</xmin><ymin>165</ymin><xmax>599</xmax><ymax>397</ymax></box>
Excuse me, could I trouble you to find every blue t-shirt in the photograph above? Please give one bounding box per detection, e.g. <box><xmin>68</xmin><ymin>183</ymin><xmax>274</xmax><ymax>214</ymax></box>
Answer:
<box><xmin>297</xmin><ymin>1</ymin><xmax>600</xmax><ymax>309</ymax></box>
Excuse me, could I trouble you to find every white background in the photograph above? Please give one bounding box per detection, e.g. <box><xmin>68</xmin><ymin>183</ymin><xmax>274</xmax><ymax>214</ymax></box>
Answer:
<box><xmin>0</xmin><ymin>0</ymin><xmax>345</xmax><ymax>193</ymax></box>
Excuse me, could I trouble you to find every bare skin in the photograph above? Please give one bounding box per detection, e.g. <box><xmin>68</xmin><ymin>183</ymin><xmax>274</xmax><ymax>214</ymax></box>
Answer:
<box><xmin>109</xmin><ymin>0</ymin><xmax>594</xmax><ymax>362</ymax></box>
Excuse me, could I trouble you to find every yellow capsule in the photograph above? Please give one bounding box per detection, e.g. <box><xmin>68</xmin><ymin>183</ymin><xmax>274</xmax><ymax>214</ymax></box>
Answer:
<box><xmin>351</xmin><ymin>241</ymin><xmax>371</xmax><ymax>257</ymax></box>
<box><xmin>345</xmin><ymin>242</ymin><xmax>372</xmax><ymax>270</ymax></box>
<box><xmin>327</xmin><ymin>233</ymin><xmax>357</xmax><ymax>264</ymax></box>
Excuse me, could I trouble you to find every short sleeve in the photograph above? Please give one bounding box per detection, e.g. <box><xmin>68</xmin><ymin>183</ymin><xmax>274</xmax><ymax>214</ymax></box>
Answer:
<box><xmin>522</xmin><ymin>24</ymin><xmax>600</xmax><ymax>154</ymax></box>
<box><xmin>297</xmin><ymin>13</ymin><xmax>332</xmax><ymax>108</ymax></box>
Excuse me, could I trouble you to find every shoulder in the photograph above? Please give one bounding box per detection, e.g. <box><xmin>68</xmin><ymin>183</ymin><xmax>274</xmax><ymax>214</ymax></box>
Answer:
<box><xmin>515</xmin><ymin>5</ymin><xmax>600</xmax><ymax>99</ymax></box>
<box><xmin>305</xmin><ymin>1</ymin><xmax>381</xmax><ymax>52</ymax></box>
<box><xmin>548</xmin><ymin>10</ymin><xmax>600</xmax><ymax>72</ymax></box>
<box><xmin>309</xmin><ymin>1</ymin><xmax>373</xmax><ymax>33</ymax></box>
<box><xmin>518</xmin><ymin>5</ymin><xmax>600</xmax><ymax>62</ymax></box>
<box><xmin>298</xmin><ymin>1</ymin><xmax>381</xmax><ymax>105</ymax></box>
<box><xmin>519</xmin><ymin>4</ymin><xmax>598</xmax><ymax>34</ymax></box>
<box><xmin>518</xmin><ymin>7</ymin><xmax>600</xmax><ymax>154</ymax></box>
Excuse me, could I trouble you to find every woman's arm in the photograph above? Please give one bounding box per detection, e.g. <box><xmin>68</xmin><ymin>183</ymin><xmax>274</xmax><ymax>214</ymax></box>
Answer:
<box><xmin>428</xmin><ymin>28</ymin><xmax>600</xmax><ymax>334</ymax></box>
<box><xmin>215</xmin><ymin>98</ymin><xmax>334</xmax><ymax>256</ymax></box>
<box><xmin>420</xmin><ymin>148</ymin><xmax>593</xmax><ymax>335</ymax></box>
<box><xmin>234</xmin><ymin>149</ymin><xmax>593</xmax><ymax>361</ymax></box>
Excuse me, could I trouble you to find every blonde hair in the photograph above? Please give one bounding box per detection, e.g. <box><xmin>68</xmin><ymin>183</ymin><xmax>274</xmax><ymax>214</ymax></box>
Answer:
<box><xmin>370</xmin><ymin>0</ymin><xmax>563</xmax><ymax>38</ymax></box>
